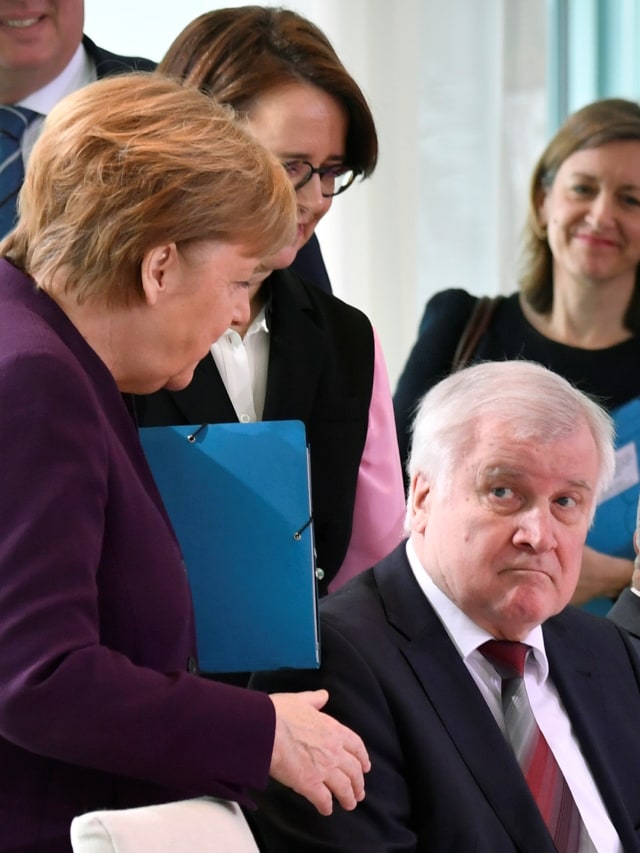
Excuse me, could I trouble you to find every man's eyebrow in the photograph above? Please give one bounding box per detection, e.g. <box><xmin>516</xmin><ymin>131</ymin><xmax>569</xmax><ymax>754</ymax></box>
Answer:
<box><xmin>564</xmin><ymin>478</ymin><xmax>593</xmax><ymax>493</ymax></box>
<box><xmin>480</xmin><ymin>467</ymin><xmax>593</xmax><ymax>491</ymax></box>
<box><xmin>481</xmin><ymin>466</ymin><xmax>523</xmax><ymax>479</ymax></box>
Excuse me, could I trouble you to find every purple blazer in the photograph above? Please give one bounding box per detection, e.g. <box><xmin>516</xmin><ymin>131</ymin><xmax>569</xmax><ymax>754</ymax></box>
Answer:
<box><xmin>0</xmin><ymin>260</ymin><xmax>275</xmax><ymax>851</ymax></box>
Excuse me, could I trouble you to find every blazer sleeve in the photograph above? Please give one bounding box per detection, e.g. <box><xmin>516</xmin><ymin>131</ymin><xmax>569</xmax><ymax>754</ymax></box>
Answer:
<box><xmin>329</xmin><ymin>329</ymin><xmax>406</xmax><ymax>592</ymax></box>
<box><xmin>393</xmin><ymin>289</ymin><xmax>478</xmax><ymax>473</ymax></box>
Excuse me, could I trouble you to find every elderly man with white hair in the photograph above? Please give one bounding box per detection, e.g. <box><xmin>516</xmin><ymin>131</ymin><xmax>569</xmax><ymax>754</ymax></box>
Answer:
<box><xmin>251</xmin><ymin>360</ymin><xmax>640</xmax><ymax>853</ymax></box>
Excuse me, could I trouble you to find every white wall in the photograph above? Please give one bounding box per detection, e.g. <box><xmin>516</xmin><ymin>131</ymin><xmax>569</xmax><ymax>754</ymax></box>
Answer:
<box><xmin>84</xmin><ymin>0</ymin><xmax>547</xmax><ymax>387</ymax></box>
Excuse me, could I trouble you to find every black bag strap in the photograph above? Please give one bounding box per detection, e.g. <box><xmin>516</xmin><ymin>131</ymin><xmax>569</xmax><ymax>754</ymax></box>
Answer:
<box><xmin>450</xmin><ymin>295</ymin><xmax>505</xmax><ymax>372</ymax></box>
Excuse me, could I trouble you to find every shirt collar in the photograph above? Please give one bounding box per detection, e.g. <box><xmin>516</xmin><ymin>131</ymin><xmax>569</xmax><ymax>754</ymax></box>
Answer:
<box><xmin>405</xmin><ymin>538</ymin><xmax>548</xmax><ymax>678</ymax></box>
<box><xmin>19</xmin><ymin>42</ymin><xmax>95</xmax><ymax>115</ymax></box>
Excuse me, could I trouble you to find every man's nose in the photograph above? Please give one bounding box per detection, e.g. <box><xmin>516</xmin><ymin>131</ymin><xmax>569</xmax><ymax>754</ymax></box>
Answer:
<box><xmin>512</xmin><ymin>505</ymin><xmax>557</xmax><ymax>552</ymax></box>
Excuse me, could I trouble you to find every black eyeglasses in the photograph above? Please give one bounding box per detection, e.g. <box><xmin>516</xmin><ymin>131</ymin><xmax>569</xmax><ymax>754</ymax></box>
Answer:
<box><xmin>282</xmin><ymin>160</ymin><xmax>357</xmax><ymax>197</ymax></box>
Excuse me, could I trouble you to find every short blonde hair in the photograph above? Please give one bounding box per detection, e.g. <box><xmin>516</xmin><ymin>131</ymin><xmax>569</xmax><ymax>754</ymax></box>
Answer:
<box><xmin>1</xmin><ymin>72</ymin><xmax>296</xmax><ymax>306</ymax></box>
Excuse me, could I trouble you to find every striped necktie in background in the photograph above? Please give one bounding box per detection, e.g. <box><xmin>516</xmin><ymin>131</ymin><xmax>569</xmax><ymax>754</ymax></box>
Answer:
<box><xmin>479</xmin><ymin>640</ymin><xmax>596</xmax><ymax>852</ymax></box>
<box><xmin>0</xmin><ymin>105</ymin><xmax>39</xmax><ymax>238</ymax></box>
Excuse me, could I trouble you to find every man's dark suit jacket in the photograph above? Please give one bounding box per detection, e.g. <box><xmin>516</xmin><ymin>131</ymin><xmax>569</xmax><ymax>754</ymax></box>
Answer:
<box><xmin>250</xmin><ymin>543</ymin><xmax>640</xmax><ymax>852</ymax></box>
<box><xmin>609</xmin><ymin>588</ymin><xmax>640</xmax><ymax>655</ymax></box>
<box><xmin>134</xmin><ymin>267</ymin><xmax>374</xmax><ymax>593</ymax></box>
<box><xmin>82</xmin><ymin>34</ymin><xmax>156</xmax><ymax>76</ymax></box>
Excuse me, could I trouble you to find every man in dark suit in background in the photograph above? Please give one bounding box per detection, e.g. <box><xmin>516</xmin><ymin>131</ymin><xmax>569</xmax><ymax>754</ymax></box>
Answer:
<box><xmin>251</xmin><ymin>360</ymin><xmax>640</xmax><ymax>852</ymax></box>
<box><xmin>608</xmin><ymin>498</ymin><xmax>640</xmax><ymax>653</ymax></box>
<box><xmin>0</xmin><ymin>0</ymin><xmax>154</xmax><ymax>237</ymax></box>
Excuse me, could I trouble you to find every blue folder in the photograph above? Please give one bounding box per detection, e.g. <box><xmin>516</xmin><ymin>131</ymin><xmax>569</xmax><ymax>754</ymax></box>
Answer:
<box><xmin>584</xmin><ymin>396</ymin><xmax>640</xmax><ymax>616</ymax></box>
<box><xmin>139</xmin><ymin>421</ymin><xmax>319</xmax><ymax>673</ymax></box>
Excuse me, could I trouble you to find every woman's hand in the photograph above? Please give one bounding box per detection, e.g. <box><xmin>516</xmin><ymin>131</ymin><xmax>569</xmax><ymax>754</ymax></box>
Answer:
<box><xmin>269</xmin><ymin>689</ymin><xmax>370</xmax><ymax>815</ymax></box>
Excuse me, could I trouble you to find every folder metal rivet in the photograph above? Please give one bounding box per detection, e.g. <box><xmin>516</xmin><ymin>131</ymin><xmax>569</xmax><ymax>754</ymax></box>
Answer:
<box><xmin>187</xmin><ymin>424</ymin><xmax>207</xmax><ymax>443</ymax></box>
<box><xmin>293</xmin><ymin>515</ymin><xmax>312</xmax><ymax>541</ymax></box>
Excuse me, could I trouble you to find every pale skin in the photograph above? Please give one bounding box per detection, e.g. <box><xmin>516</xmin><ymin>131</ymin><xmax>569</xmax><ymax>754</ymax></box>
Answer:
<box><xmin>43</xmin><ymin>241</ymin><xmax>370</xmax><ymax>814</ymax></box>
<box><xmin>232</xmin><ymin>80</ymin><xmax>348</xmax><ymax>338</ymax></box>
<box><xmin>46</xmin><ymin>241</ymin><xmax>258</xmax><ymax>394</ymax></box>
<box><xmin>409</xmin><ymin>417</ymin><xmax>600</xmax><ymax>640</ymax></box>
<box><xmin>0</xmin><ymin>0</ymin><xmax>84</xmax><ymax>102</ymax></box>
<box><xmin>522</xmin><ymin>140</ymin><xmax>640</xmax><ymax>604</ymax></box>
<box><xmin>270</xmin><ymin>690</ymin><xmax>369</xmax><ymax>815</ymax></box>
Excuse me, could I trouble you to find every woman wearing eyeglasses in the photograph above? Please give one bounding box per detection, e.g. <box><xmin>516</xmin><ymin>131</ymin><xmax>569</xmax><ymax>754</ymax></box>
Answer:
<box><xmin>135</xmin><ymin>6</ymin><xmax>405</xmax><ymax>600</ymax></box>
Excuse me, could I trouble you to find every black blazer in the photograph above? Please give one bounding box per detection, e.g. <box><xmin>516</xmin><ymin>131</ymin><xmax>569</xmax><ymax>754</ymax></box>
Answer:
<box><xmin>251</xmin><ymin>543</ymin><xmax>640</xmax><ymax>851</ymax></box>
<box><xmin>82</xmin><ymin>35</ymin><xmax>156</xmax><ymax>76</ymax></box>
<box><xmin>289</xmin><ymin>233</ymin><xmax>332</xmax><ymax>293</ymax></box>
<box><xmin>134</xmin><ymin>267</ymin><xmax>374</xmax><ymax>593</ymax></box>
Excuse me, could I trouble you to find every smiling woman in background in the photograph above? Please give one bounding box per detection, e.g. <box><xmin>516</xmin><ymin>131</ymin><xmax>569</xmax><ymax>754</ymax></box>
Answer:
<box><xmin>135</xmin><ymin>6</ymin><xmax>406</xmax><ymax>597</ymax></box>
<box><xmin>0</xmin><ymin>72</ymin><xmax>369</xmax><ymax>851</ymax></box>
<box><xmin>394</xmin><ymin>97</ymin><xmax>640</xmax><ymax>614</ymax></box>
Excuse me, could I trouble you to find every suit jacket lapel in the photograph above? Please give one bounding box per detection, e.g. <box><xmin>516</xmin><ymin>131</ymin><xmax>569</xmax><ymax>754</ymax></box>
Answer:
<box><xmin>262</xmin><ymin>270</ymin><xmax>326</xmax><ymax>421</ymax></box>
<box><xmin>82</xmin><ymin>35</ymin><xmax>156</xmax><ymax>75</ymax></box>
<box><xmin>544</xmin><ymin>616</ymin><xmax>602</xmax><ymax>736</ymax></box>
<box><xmin>374</xmin><ymin>548</ymin><xmax>556</xmax><ymax>851</ymax></box>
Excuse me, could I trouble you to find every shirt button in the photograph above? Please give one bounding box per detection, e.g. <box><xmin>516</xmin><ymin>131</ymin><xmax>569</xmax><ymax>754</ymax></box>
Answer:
<box><xmin>187</xmin><ymin>656</ymin><xmax>199</xmax><ymax>674</ymax></box>
<box><xmin>239</xmin><ymin>413</ymin><xmax>251</xmax><ymax>423</ymax></box>
<box><xmin>315</xmin><ymin>567</ymin><xmax>325</xmax><ymax>581</ymax></box>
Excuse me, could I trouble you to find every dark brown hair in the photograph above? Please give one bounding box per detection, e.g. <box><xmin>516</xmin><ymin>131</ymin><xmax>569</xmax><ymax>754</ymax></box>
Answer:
<box><xmin>158</xmin><ymin>5</ymin><xmax>378</xmax><ymax>179</ymax></box>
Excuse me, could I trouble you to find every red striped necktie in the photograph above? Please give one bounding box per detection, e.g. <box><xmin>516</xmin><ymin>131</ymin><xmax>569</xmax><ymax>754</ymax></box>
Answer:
<box><xmin>479</xmin><ymin>640</ymin><xmax>595</xmax><ymax>852</ymax></box>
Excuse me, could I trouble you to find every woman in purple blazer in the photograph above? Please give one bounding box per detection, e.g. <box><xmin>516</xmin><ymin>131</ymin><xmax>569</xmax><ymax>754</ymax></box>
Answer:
<box><xmin>0</xmin><ymin>73</ymin><xmax>368</xmax><ymax>852</ymax></box>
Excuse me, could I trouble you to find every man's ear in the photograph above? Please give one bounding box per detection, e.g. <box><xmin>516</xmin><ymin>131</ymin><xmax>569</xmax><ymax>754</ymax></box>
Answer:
<box><xmin>409</xmin><ymin>472</ymin><xmax>431</xmax><ymax>534</ymax></box>
<box><xmin>140</xmin><ymin>243</ymin><xmax>178</xmax><ymax>306</ymax></box>
<box><xmin>634</xmin><ymin>529</ymin><xmax>639</xmax><ymax>556</ymax></box>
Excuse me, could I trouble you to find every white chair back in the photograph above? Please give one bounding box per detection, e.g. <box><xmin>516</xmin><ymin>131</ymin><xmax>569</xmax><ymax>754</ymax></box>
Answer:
<box><xmin>70</xmin><ymin>797</ymin><xmax>260</xmax><ymax>852</ymax></box>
